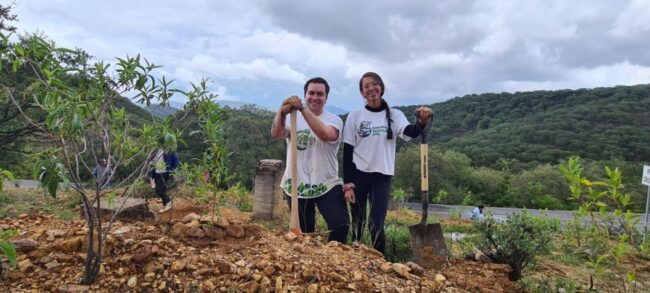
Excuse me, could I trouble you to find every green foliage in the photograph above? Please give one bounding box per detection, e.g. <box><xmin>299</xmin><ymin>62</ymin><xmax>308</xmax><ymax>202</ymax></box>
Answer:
<box><xmin>32</xmin><ymin>155</ymin><xmax>68</xmax><ymax>198</ymax></box>
<box><xmin>559</xmin><ymin>156</ymin><xmax>642</xmax><ymax>291</ymax></box>
<box><xmin>398</xmin><ymin>84</ymin><xmax>650</xmax><ymax>167</ymax></box>
<box><xmin>519</xmin><ymin>277</ymin><xmax>581</xmax><ymax>293</ymax></box>
<box><xmin>511</xmin><ymin>164</ymin><xmax>569</xmax><ymax>209</ymax></box>
<box><xmin>384</xmin><ymin>224</ymin><xmax>414</xmax><ymax>263</ymax></box>
<box><xmin>0</xmin><ymin>229</ymin><xmax>17</xmax><ymax>279</ymax></box>
<box><xmin>472</xmin><ymin>210</ymin><xmax>553</xmax><ymax>280</ymax></box>
<box><xmin>390</xmin><ymin>187</ymin><xmax>407</xmax><ymax>210</ymax></box>
<box><xmin>1</xmin><ymin>31</ymin><xmax>218</xmax><ymax>285</ymax></box>
<box><xmin>0</xmin><ymin>167</ymin><xmax>13</xmax><ymax>191</ymax></box>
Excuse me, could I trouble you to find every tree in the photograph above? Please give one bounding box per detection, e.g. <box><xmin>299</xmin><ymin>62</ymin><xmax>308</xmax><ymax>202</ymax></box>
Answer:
<box><xmin>1</xmin><ymin>32</ymin><xmax>214</xmax><ymax>285</ymax></box>
<box><xmin>0</xmin><ymin>3</ymin><xmax>17</xmax><ymax>33</ymax></box>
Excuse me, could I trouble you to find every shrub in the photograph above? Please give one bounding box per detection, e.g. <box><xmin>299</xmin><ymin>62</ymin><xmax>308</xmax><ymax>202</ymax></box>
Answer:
<box><xmin>472</xmin><ymin>210</ymin><xmax>553</xmax><ymax>280</ymax></box>
<box><xmin>0</xmin><ymin>168</ymin><xmax>14</xmax><ymax>191</ymax></box>
<box><xmin>0</xmin><ymin>229</ymin><xmax>17</xmax><ymax>279</ymax></box>
<box><xmin>384</xmin><ymin>224</ymin><xmax>413</xmax><ymax>263</ymax></box>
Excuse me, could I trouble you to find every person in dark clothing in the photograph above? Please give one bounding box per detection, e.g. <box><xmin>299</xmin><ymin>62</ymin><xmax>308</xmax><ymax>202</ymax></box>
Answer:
<box><xmin>149</xmin><ymin>148</ymin><xmax>180</xmax><ymax>213</ymax></box>
<box><xmin>92</xmin><ymin>159</ymin><xmax>112</xmax><ymax>189</ymax></box>
<box><xmin>342</xmin><ymin>72</ymin><xmax>432</xmax><ymax>254</ymax></box>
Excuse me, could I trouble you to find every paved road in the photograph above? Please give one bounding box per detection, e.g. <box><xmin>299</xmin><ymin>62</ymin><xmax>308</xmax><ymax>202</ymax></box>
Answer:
<box><xmin>407</xmin><ymin>202</ymin><xmax>650</xmax><ymax>233</ymax></box>
<box><xmin>3</xmin><ymin>179</ymin><xmax>40</xmax><ymax>189</ymax></box>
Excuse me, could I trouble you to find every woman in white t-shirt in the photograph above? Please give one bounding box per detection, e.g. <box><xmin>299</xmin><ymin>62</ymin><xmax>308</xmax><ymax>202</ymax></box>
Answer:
<box><xmin>342</xmin><ymin>72</ymin><xmax>432</xmax><ymax>253</ymax></box>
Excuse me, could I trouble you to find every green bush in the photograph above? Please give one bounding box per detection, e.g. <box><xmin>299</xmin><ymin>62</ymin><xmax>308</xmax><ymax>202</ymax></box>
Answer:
<box><xmin>0</xmin><ymin>229</ymin><xmax>17</xmax><ymax>279</ymax></box>
<box><xmin>384</xmin><ymin>224</ymin><xmax>414</xmax><ymax>263</ymax></box>
<box><xmin>472</xmin><ymin>210</ymin><xmax>553</xmax><ymax>280</ymax></box>
<box><xmin>519</xmin><ymin>276</ymin><xmax>581</xmax><ymax>293</ymax></box>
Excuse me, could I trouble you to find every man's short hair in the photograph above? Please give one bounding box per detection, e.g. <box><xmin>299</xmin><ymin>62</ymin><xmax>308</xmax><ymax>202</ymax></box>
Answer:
<box><xmin>303</xmin><ymin>77</ymin><xmax>330</xmax><ymax>96</ymax></box>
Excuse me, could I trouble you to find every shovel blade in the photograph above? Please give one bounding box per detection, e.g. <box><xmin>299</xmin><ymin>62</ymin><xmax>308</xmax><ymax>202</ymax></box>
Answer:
<box><xmin>408</xmin><ymin>223</ymin><xmax>447</xmax><ymax>270</ymax></box>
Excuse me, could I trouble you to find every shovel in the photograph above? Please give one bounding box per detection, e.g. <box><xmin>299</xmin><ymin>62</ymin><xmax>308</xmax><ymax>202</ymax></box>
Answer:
<box><xmin>288</xmin><ymin>109</ymin><xmax>302</xmax><ymax>235</ymax></box>
<box><xmin>408</xmin><ymin>111</ymin><xmax>447</xmax><ymax>270</ymax></box>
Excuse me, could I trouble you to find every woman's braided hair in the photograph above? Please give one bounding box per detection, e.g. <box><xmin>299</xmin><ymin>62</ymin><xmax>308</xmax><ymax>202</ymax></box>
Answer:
<box><xmin>359</xmin><ymin>72</ymin><xmax>393</xmax><ymax>139</ymax></box>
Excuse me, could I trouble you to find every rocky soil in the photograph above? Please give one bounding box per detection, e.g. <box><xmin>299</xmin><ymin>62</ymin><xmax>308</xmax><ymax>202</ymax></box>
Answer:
<box><xmin>1</xmin><ymin>198</ymin><xmax>522</xmax><ymax>292</ymax></box>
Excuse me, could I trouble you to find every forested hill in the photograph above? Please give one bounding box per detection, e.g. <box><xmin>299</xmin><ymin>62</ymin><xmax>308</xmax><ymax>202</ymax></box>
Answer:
<box><xmin>397</xmin><ymin>84</ymin><xmax>650</xmax><ymax>168</ymax></box>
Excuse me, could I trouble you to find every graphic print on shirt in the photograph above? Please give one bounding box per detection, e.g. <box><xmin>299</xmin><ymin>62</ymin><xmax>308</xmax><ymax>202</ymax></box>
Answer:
<box><xmin>357</xmin><ymin>121</ymin><xmax>372</xmax><ymax>137</ymax></box>
<box><xmin>357</xmin><ymin>121</ymin><xmax>388</xmax><ymax>138</ymax></box>
<box><xmin>296</xmin><ymin>129</ymin><xmax>315</xmax><ymax>150</ymax></box>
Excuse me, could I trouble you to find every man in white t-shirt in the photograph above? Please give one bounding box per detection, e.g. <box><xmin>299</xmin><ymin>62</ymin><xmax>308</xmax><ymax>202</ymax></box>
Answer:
<box><xmin>271</xmin><ymin>77</ymin><xmax>349</xmax><ymax>243</ymax></box>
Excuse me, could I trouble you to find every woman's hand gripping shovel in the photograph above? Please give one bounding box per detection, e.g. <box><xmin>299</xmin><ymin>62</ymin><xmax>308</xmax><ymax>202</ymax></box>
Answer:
<box><xmin>408</xmin><ymin>109</ymin><xmax>447</xmax><ymax>270</ymax></box>
<box><xmin>288</xmin><ymin>109</ymin><xmax>302</xmax><ymax>235</ymax></box>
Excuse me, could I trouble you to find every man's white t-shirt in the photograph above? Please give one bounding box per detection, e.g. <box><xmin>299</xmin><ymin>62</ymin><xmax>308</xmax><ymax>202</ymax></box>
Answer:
<box><xmin>281</xmin><ymin>110</ymin><xmax>343</xmax><ymax>198</ymax></box>
<box><xmin>342</xmin><ymin>108</ymin><xmax>411</xmax><ymax>176</ymax></box>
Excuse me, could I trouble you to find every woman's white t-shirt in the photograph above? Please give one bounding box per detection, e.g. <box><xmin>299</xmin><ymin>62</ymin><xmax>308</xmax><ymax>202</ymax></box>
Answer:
<box><xmin>342</xmin><ymin>108</ymin><xmax>411</xmax><ymax>176</ymax></box>
<box><xmin>281</xmin><ymin>110</ymin><xmax>343</xmax><ymax>198</ymax></box>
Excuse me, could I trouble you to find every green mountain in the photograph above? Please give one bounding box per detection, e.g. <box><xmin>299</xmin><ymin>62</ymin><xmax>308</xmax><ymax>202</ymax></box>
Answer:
<box><xmin>397</xmin><ymin>84</ymin><xmax>650</xmax><ymax>169</ymax></box>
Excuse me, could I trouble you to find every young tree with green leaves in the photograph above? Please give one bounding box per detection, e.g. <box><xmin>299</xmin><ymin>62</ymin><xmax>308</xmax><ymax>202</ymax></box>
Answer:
<box><xmin>0</xmin><ymin>32</ymin><xmax>215</xmax><ymax>285</ymax></box>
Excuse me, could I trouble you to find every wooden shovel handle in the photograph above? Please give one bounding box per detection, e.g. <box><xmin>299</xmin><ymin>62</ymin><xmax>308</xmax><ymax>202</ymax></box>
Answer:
<box><xmin>420</xmin><ymin>142</ymin><xmax>429</xmax><ymax>225</ymax></box>
<box><xmin>289</xmin><ymin>110</ymin><xmax>301</xmax><ymax>234</ymax></box>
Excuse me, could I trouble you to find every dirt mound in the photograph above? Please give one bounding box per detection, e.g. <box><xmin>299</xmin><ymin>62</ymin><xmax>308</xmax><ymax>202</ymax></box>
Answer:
<box><xmin>1</xmin><ymin>206</ymin><xmax>522</xmax><ymax>292</ymax></box>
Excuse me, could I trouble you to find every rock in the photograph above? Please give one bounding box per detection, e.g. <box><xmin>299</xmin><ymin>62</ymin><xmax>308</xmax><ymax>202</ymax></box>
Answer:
<box><xmin>203</xmin><ymin>226</ymin><xmax>226</xmax><ymax>240</ymax></box>
<box><xmin>170</xmin><ymin>222</ymin><xmax>188</xmax><ymax>237</ymax></box>
<box><xmin>187</xmin><ymin>220</ymin><xmax>200</xmax><ymax>229</ymax></box>
<box><xmin>11</xmin><ymin>238</ymin><xmax>39</xmax><ymax>252</ymax></box>
<box><xmin>143</xmin><ymin>261</ymin><xmax>163</xmax><ymax>274</ymax></box>
<box><xmin>406</xmin><ymin>261</ymin><xmax>424</xmax><ymax>276</ymax></box>
<box><xmin>144</xmin><ymin>272</ymin><xmax>156</xmax><ymax>282</ymax></box>
<box><xmin>18</xmin><ymin>259</ymin><xmax>33</xmax><ymax>272</ymax></box>
<box><xmin>182</xmin><ymin>213</ymin><xmax>201</xmax><ymax>223</ymax></box>
<box><xmin>57</xmin><ymin>284</ymin><xmax>90</xmax><ymax>293</ymax></box>
<box><xmin>196</xmin><ymin>268</ymin><xmax>214</xmax><ymax>276</ymax></box>
<box><xmin>45</xmin><ymin>259</ymin><xmax>61</xmax><ymax>269</ymax></box>
<box><xmin>328</xmin><ymin>272</ymin><xmax>347</xmax><ymax>283</ymax></box>
<box><xmin>53</xmin><ymin>237</ymin><xmax>82</xmax><ymax>252</ymax></box>
<box><xmin>215</xmin><ymin>259</ymin><xmax>233</xmax><ymax>273</ymax></box>
<box><xmin>39</xmin><ymin>256</ymin><xmax>52</xmax><ymax>264</ymax></box>
<box><xmin>274</xmin><ymin>277</ymin><xmax>283</xmax><ymax>293</ymax></box>
<box><xmin>28</xmin><ymin>249</ymin><xmax>47</xmax><ymax>260</ymax></box>
<box><xmin>131</xmin><ymin>245</ymin><xmax>158</xmax><ymax>263</ymax></box>
<box><xmin>380</xmin><ymin>262</ymin><xmax>393</xmax><ymax>273</ymax></box>
<box><xmin>226</xmin><ymin>225</ymin><xmax>245</xmax><ymax>238</ymax></box>
<box><xmin>262</xmin><ymin>266</ymin><xmax>276</xmax><ymax>276</ymax></box>
<box><xmin>186</xmin><ymin>227</ymin><xmax>206</xmax><ymax>238</ymax></box>
<box><xmin>215</xmin><ymin>216</ymin><xmax>230</xmax><ymax>228</ymax></box>
<box><xmin>435</xmin><ymin>274</ymin><xmax>446</xmax><ymax>283</ymax></box>
<box><xmin>158</xmin><ymin>281</ymin><xmax>167</xmax><ymax>290</ymax></box>
<box><xmin>307</xmin><ymin>283</ymin><xmax>318</xmax><ymax>293</ymax></box>
<box><xmin>203</xmin><ymin>280</ymin><xmax>215</xmax><ymax>292</ymax></box>
<box><xmin>392</xmin><ymin>263</ymin><xmax>411</xmax><ymax>279</ymax></box>
<box><xmin>112</xmin><ymin>226</ymin><xmax>131</xmax><ymax>235</ymax></box>
<box><xmin>127</xmin><ymin>276</ymin><xmax>137</xmax><ymax>288</ymax></box>
<box><xmin>171</xmin><ymin>260</ymin><xmax>186</xmax><ymax>272</ymax></box>
<box><xmin>46</xmin><ymin>229</ymin><xmax>66</xmax><ymax>241</ymax></box>
<box><xmin>284</xmin><ymin>232</ymin><xmax>298</xmax><ymax>242</ymax></box>
<box><xmin>260</xmin><ymin>277</ymin><xmax>271</xmax><ymax>290</ymax></box>
<box><xmin>474</xmin><ymin>248</ymin><xmax>493</xmax><ymax>263</ymax></box>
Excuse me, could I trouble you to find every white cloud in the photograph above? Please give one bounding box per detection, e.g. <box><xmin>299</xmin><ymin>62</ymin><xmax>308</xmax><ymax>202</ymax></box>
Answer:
<box><xmin>11</xmin><ymin>0</ymin><xmax>650</xmax><ymax>109</ymax></box>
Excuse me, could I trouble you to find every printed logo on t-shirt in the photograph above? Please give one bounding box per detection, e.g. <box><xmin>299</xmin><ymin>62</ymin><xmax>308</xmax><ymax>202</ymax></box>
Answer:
<box><xmin>358</xmin><ymin>121</ymin><xmax>372</xmax><ymax>137</ymax></box>
<box><xmin>357</xmin><ymin>121</ymin><xmax>387</xmax><ymax>137</ymax></box>
<box><xmin>296</xmin><ymin>129</ymin><xmax>315</xmax><ymax>150</ymax></box>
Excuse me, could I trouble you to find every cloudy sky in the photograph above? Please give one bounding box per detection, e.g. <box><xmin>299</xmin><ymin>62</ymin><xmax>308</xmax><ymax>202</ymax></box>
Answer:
<box><xmin>9</xmin><ymin>0</ymin><xmax>650</xmax><ymax>110</ymax></box>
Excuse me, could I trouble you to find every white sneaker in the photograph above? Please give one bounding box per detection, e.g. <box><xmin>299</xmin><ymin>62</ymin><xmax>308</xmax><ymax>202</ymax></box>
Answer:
<box><xmin>159</xmin><ymin>201</ymin><xmax>172</xmax><ymax>213</ymax></box>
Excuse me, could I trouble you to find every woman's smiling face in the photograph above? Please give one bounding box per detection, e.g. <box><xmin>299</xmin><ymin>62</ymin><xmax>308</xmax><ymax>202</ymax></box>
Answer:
<box><xmin>361</xmin><ymin>76</ymin><xmax>382</xmax><ymax>107</ymax></box>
